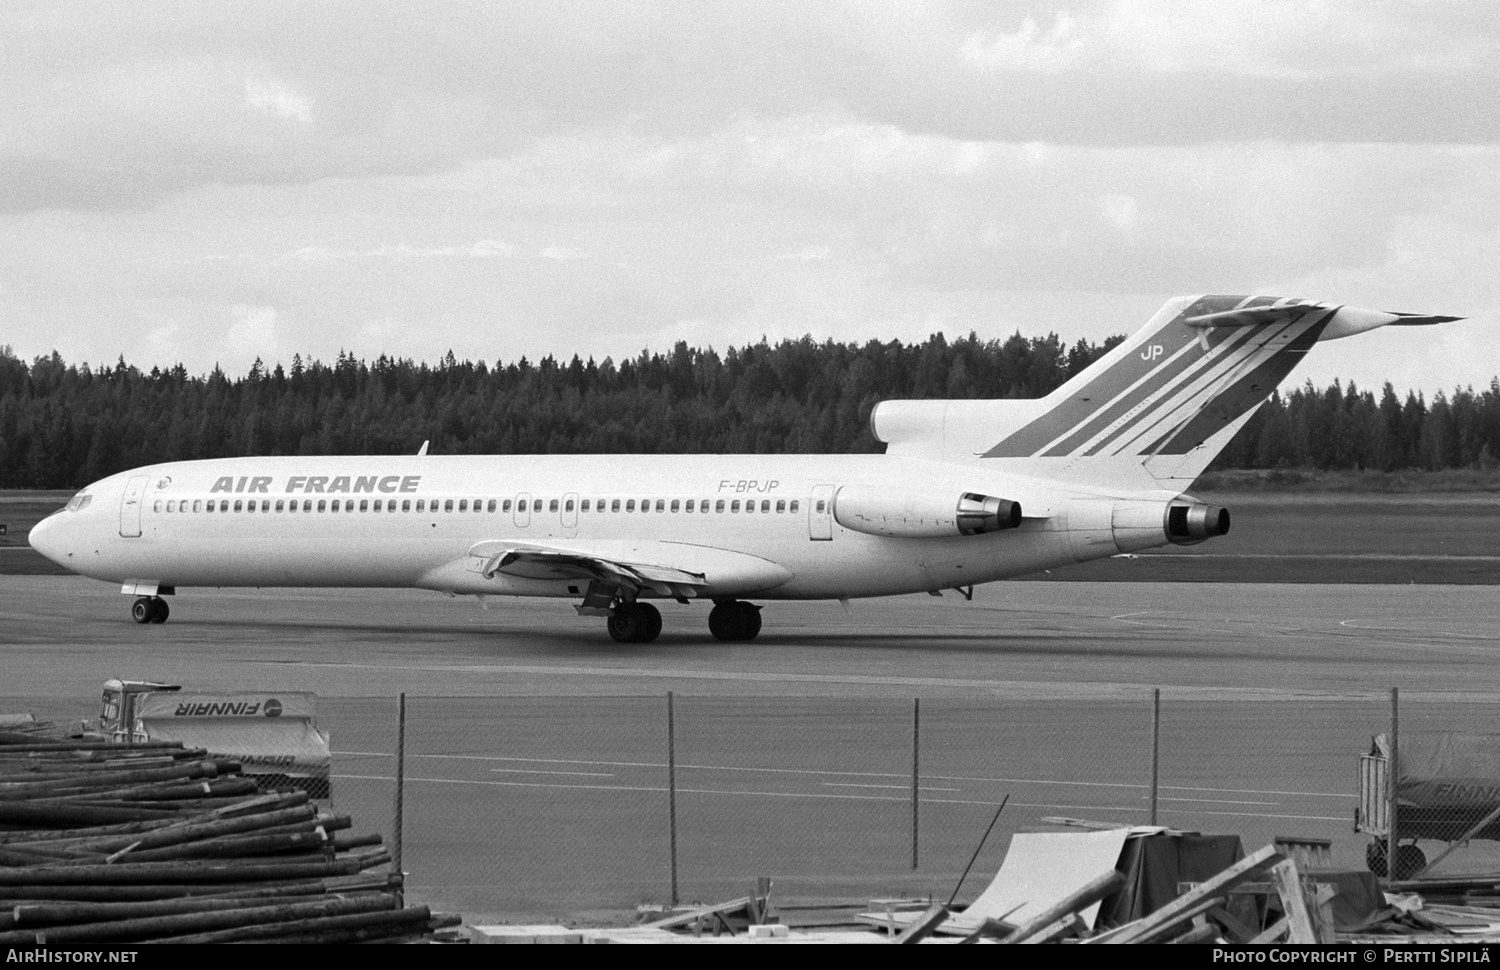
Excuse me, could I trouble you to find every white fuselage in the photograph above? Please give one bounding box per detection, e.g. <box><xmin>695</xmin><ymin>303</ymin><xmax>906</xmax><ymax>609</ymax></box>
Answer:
<box><xmin>29</xmin><ymin>453</ymin><xmax>1176</xmax><ymax>601</ymax></box>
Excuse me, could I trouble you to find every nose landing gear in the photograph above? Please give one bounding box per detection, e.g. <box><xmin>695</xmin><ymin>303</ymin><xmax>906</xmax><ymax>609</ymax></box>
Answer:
<box><xmin>131</xmin><ymin>597</ymin><xmax>170</xmax><ymax>624</ymax></box>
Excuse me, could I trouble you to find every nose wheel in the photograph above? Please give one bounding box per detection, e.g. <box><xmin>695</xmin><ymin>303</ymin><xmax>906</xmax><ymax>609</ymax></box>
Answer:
<box><xmin>131</xmin><ymin>597</ymin><xmax>170</xmax><ymax>624</ymax></box>
<box><xmin>709</xmin><ymin>600</ymin><xmax>761</xmax><ymax>641</ymax></box>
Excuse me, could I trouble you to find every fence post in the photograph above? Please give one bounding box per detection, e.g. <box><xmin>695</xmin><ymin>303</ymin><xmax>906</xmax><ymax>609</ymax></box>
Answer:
<box><xmin>1150</xmin><ymin>688</ymin><xmax>1161</xmax><ymax>825</ymax></box>
<box><xmin>1387</xmin><ymin>687</ymin><xmax>1399</xmax><ymax>885</ymax></box>
<box><xmin>392</xmin><ymin>692</ymin><xmax>406</xmax><ymax>905</ymax></box>
<box><xmin>668</xmin><ymin>691</ymin><xmax>679</xmax><ymax>907</ymax></box>
<box><xmin>912</xmin><ymin>697</ymin><xmax>920</xmax><ymax>870</ymax></box>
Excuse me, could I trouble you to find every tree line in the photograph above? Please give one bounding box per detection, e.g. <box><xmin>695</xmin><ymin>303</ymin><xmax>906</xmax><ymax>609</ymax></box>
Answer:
<box><xmin>1</xmin><ymin>337</ymin><xmax>1496</xmax><ymax>489</ymax></box>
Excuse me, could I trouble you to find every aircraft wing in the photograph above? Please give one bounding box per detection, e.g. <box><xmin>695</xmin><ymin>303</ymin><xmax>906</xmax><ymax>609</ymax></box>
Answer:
<box><xmin>466</xmin><ymin>538</ymin><xmax>794</xmax><ymax>600</ymax></box>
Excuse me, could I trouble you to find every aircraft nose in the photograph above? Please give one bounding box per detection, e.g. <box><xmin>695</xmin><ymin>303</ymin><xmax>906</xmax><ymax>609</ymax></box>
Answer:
<box><xmin>27</xmin><ymin>512</ymin><xmax>70</xmax><ymax>566</ymax></box>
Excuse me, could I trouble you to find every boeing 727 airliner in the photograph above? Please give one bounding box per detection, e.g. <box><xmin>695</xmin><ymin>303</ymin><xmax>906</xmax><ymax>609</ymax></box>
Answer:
<box><xmin>28</xmin><ymin>296</ymin><xmax>1461</xmax><ymax>642</ymax></box>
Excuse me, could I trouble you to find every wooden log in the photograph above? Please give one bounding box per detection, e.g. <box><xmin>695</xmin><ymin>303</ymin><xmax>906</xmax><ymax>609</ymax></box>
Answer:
<box><xmin>116</xmin><ymin>829</ymin><xmax>333</xmax><ymax>863</ymax></box>
<box><xmin>0</xmin><ymin>801</ymin><xmax>183</xmax><ymax>827</ymax></box>
<box><xmin>153</xmin><ymin>905</ymin><xmax>430</xmax><ymax>944</ymax></box>
<box><xmin>0</xmin><ymin>761</ymin><xmax>218</xmax><ymax>799</ymax></box>
<box><xmin>12</xmin><ymin>893</ymin><xmax>345</xmax><ymax>928</ymax></box>
<box><xmin>0</xmin><ymin>894</ymin><xmax>397</xmax><ymax>945</ymax></box>
<box><xmin>1001</xmin><ymin>871</ymin><xmax>1126</xmax><ymax>943</ymax></box>
<box><xmin>7</xmin><ymin>803</ymin><xmax>318</xmax><ymax>856</ymax></box>
<box><xmin>0</xmin><ymin>880</ymin><xmax>329</xmax><ymax>903</ymax></box>
<box><xmin>0</xmin><ymin>855</ymin><xmax>365</xmax><ymax>885</ymax></box>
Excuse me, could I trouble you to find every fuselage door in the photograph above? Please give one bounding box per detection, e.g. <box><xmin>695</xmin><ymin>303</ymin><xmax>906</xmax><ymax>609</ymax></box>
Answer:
<box><xmin>118</xmin><ymin>475</ymin><xmax>150</xmax><ymax>538</ymax></box>
<box><xmin>514</xmin><ymin>492</ymin><xmax>532</xmax><ymax>529</ymax></box>
<box><xmin>809</xmin><ymin>484</ymin><xmax>835</xmax><ymax>541</ymax></box>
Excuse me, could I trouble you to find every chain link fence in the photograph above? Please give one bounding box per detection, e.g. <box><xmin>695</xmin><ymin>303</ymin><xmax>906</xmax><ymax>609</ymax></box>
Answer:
<box><xmin>9</xmin><ymin>690</ymin><xmax>1500</xmax><ymax>923</ymax></box>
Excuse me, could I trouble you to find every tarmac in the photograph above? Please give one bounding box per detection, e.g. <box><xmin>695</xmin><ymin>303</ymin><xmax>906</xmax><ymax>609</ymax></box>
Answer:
<box><xmin>4</xmin><ymin>576</ymin><xmax>1500</xmax><ymax>921</ymax></box>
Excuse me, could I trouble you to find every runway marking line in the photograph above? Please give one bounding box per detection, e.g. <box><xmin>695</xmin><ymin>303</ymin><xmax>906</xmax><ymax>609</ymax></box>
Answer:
<box><xmin>335</xmin><ymin>751</ymin><xmax>1350</xmax><ymax>799</ymax></box>
<box><xmin>822</xmin><ymin>783</ymin><xmax>961</xmax><ymax>793</ymax></box>
<box><xmin>489</xmin><ymin>768</ymin><xmax>615</xmax><ymax>778</ymax></box>
<box><xmin>331</xmin><ymin>774</ymin><xmax>1349</xmax><ymax>822</ymax></box>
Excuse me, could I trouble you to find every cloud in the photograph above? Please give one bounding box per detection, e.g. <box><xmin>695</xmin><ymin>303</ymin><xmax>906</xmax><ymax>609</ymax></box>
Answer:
<box><xmin>244</xmin><ymin>76</ymin><xmax>311</xmax><ymax>123</ymax></box>
<box><xmin>223</xmin><ymin>304</ymin><xmax>277</xmax><ymax>364</ymax></box>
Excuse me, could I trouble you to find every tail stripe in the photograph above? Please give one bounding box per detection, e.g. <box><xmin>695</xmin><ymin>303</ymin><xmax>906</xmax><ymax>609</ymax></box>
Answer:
<box><xmin>1053</xmin><ymin>321</ymin><xmax>1273</xmax><ymax>458</ymax></box>
<box><xmin>1147</xmin><ymin>315</ymin><xmax>1328</xmax><ymax>455</ymax></box>
<box><xmin>982</xmin><ymin>298</ymin><xmax>1331</xmax><ymax>460</ymax></box>
<box><xmin>1082</xmin><ymin>316</ymin><xmax>1317</xmax><ymax>457</ymax></box>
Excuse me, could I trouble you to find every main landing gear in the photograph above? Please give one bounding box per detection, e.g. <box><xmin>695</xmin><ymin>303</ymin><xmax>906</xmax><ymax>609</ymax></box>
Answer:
<box><xmin>602</xmin><ymin>599</ymin><xmax>764</xmax><ymax>643</ymax></box>
<box><xmin>131</xmin><ymin>596</ymin><xmax>170</xmax><ymax>625</ymax></box>
<box><xmin>607</xmin><ymin>602</ymin><xmax>663</xmax><ymax>644</ymax></box>
<box><xmin>709</xmin><ymin>600</ymin><xmax>761</xmax><ymax>642</ymax></box>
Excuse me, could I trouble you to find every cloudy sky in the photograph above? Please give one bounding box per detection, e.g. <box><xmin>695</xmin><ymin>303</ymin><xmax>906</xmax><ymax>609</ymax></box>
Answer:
<box><xmin>2</xmin><ymin>0</ymin><xmax>1496</xmax><ymax>396</ymax></box>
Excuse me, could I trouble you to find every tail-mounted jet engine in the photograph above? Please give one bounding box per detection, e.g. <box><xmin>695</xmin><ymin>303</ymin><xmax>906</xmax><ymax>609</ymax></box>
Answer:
<box><xmin>1165</xmin><ymin>499</ymin><xmax>1230</xmax><ymax>546</ymax></box>
<box><xmin>833</xmin><ymin>487</ymin><xmax>1022</xmax><ymax>539</ymax></box>
<box><xmin>1071</xmin><ymin>496</ymin><xmax>1231</xmax><ymax>561</ymax></box>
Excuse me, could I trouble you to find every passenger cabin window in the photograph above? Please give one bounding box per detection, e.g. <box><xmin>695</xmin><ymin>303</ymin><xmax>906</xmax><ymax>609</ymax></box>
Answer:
<box><xmin>790</xmin><ymin>500</ymin><xmax>800</xmax><ymax>512</ymax></box>
<box><xmin>317</xmin><ymin>500</ymin><xmax>327</xmax><ymax>512</ymax></box>
<box><xmin>488</xmin><ymin>499</ymin><xmax>497</xmax><ymax>512</ymax></box>
<box><xmin>444</xmin><ymin>499</ymin><xmax>454</xmax><ymax>512</ymax></box>
<box><xmin>565</xmin><ymin>499</ymin><xmax>574</xmax><ymax>512</ymax></box>
<box><xmin>761</xmin><ymin>500</ymin><xmax>770</xmax><ymax>512</ymax></box>
<box><xmin>233</xmin><ymin>500</ymin><xmax>243</xmax><ymax>512</ymax></box>
<box><xmin>402</xmin><ymin>500</ymin><xmax>411</xmax><ymax>512</ymax></box>
<box><xmin>581</xmin><ymin>499</ymin><xmax>591</xmax><ymax>512</ymax></box>
<box><xmin>360</xmin><ymin>500</ymin><xmax>369</xmax><ymax>512</ymax></box>
<box><xmin>684</xmin><ymin>499</ymin><xmax>693</xmax><ymax>512</ymax></box>
<box><xmin>715</xmin><ymin>500</ymin><xmax>725</xmax><ymax>512</ymax></box>
<box><xmin>611</xmin><ymin>499</ymin><xmax>621</xmax><ymax>512</ymax></box>
<box><xmin>776</xmin><ymin>500</ymin><xmax>785</xmax><ymax>512</ymax></box>
<box><xmin>731</xmin><ymin>500</ymin><xmax>741</xmax><ymax>512</ymax></box>
<box><xmin>549</xmin><ymin>499</ymin><xmax>559</xmax><ymax>512</ymax></box>
<box><xmin>626</xmin><ymin>499</ymin><xmax>636</xmax><ymax>512</ymax></box>
<box><xmin>815</xmin><ymin>500</ymin><xmax>826</xmax><ymax>512</ymax></box>
<box><xmin>459</xmin><ymin>499</ymin><xmax>468</xmax><ymax>512</ymax></box>
<box><xmin>655</xmin><ymin>499</ymin><xmax>665</xmax><ymax>512</ymax></box>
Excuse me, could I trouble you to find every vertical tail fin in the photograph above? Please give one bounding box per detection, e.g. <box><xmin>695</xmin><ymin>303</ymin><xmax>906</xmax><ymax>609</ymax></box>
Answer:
<box><xmin>872</xmin><ymin>295</ymin><xmax>1460</xmax><ymax>488</ymax></box>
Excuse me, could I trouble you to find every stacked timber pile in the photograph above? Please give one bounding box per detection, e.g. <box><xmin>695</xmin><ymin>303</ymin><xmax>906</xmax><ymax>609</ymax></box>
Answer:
<box><xmin>0</xmin><ymin>733</ymin><xmax>460</xmax><ymax>944</ymax></box>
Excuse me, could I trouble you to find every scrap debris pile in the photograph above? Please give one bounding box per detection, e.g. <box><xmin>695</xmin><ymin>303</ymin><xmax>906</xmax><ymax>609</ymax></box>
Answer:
<box><xmin>0</xmin><ymin>726</ymin><xmax>460</xmax><ymax>944</ymax></box>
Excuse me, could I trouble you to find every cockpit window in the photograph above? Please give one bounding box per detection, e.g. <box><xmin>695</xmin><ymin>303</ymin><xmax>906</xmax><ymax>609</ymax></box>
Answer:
<box><xmin>64</xmin><ymin>492</ymin><xmax>93</xmax><ymax>512</ymax></box>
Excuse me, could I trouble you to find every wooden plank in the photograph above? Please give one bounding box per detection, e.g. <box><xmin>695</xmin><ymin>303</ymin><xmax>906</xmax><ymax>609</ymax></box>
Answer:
<box><xmin>1019</xmin><ymin>912</ymin><xmax>1087</xmax><ymax>945</ymax></box>
<box><xmin>1092</xmin><ymin>844</ymin><xmax>1283</xmax><ymax>945</ymax></box>
<box><xmin>1125</xmin><ymin>896</ymin><xmax>1222</xmax><ymax>944</ymax></box>
<box><xmin>1000</xmin><ymin>870</ymin><xmax>1126</xmax><ymax>943</ymax></box>
<box><xmin>1206</xmin><ymin>904</ymin><xmax>1260</xmax><ymax>943</ymax></box>
<box><xmin>1251</xmin><ymin>917</ymin><xmax>1290</xmax><ymax>943</ymax></box>
<box><xmin>893</xmin><ymin>904</ymin><xmax>948</xmax><ymax>945</ymax></box>
<box><xmin>1036</xmin><ymin>816</ymin><xmax>1133</xmax><ymax>831</ymax></box>
<box><xmin>1168</xmin><ymin>923</ymin><xmax>1221</xmax><ymax>944</ymax></box>
<box><xmin>1270</xmin><ymin>859</ymin><xmax>1318</xmax><ymax>944</ymax></box>
<box><xmin>644</xmin><ymin>896</ymin><xmax>752</xmax><ymax>930</ymax></box>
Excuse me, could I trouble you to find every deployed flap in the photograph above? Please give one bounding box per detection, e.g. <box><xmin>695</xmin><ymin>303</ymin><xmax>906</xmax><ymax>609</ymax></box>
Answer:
<box><xmin>466</xmin><ymin>539</ymin><xmax>793</xmax><ymax>597</ymax></box>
